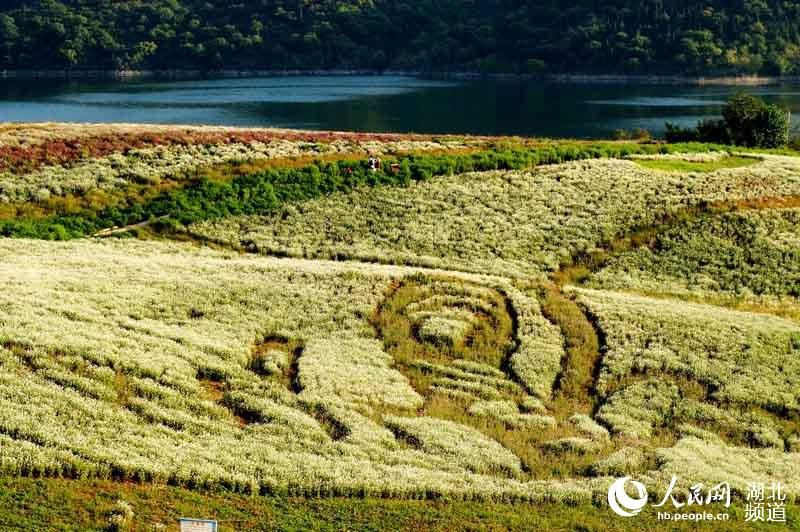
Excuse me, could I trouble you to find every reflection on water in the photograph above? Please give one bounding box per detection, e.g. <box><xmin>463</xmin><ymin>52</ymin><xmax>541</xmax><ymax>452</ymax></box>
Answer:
<box><xmin>586</xmin><ymin>97</ymin><xmax>727</xmax><ymax>107</ymax></box>
<box><xmin>0</xmin><ymin>75</ymin><xmax>798</xmax><ymax>138</ymax></box>
<box><xmin>49</xmin><ymin>77</ymin><xmax>457</xmax><ymax>105</ymax></box>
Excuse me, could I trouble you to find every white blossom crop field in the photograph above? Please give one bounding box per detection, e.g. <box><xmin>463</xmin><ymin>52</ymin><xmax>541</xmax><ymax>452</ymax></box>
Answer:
<box><xmin>188</xmin><ymin>154</ymin><xmax>800</xmax><ymax>277</ymax></box>
<box><xmin>0</xmin><ymin>236</ymin><xmax>797</xmax><ymax>502</ymax></box>
<box><xmin>1</xmin><ymin>133</ymin><xmax>800</xmax><ymax>525</ymax></box>
<box><xmin>588</xmin><ymin>207</ymin><xmax>800</xmax><ymax>318</ymax></box>
<box><xmin>0</xmin><ymin>238</ymin><xmax>605</xmax><ymax>501</ymax></box>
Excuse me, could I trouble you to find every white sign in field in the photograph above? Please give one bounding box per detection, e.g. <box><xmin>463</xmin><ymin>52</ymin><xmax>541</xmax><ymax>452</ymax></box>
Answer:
<box><xmin>179</xmin><ymin>518</ymin><xmax>218</xmax><ymax>532</ymax></box>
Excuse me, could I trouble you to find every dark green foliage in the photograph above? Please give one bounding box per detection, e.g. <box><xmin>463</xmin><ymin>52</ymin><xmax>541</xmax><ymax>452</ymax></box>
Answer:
<box><xmin>0</xmin><ymin>143</ymin><xmax>687</xmax><ymax>240</ymax></box>
<box><xmin>2</xmin><ymin>1</ymin><xmax>800</xmax><ymax>75</ymax></box>
<box><xmin>696</xmin><ymin>119</ymin><xmax>730</xmax><ymax>145</ymax></box>
<box><xmin>664</xmin><ymin>123</ymin><xmax>700</xmax><ymax>143</ymax></box>
<box><xmin>666</xmin><ymin>94</ymin><xmax>791</xmax><ymax>147</ymax></box>
<box><xmin>723</xmin><ymin>94</ymin><xmax>771</xmax><ymax>147</ymax></box>
<box><xmin>759</xmin><ymin>104</ymin><xmax>792</xmax><ymax>148</ymax></box>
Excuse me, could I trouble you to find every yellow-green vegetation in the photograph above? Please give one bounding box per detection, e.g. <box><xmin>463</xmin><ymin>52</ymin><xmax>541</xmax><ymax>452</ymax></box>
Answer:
<box><xmin>630</xmin><ymin>153</ymin><xmax>761</xmax><ymax>173</ymax></box>
<box><xmin>538</xmin><ymin>285</ymin><xmax>601</xmax><ymax>414</ymax></box>
<box><xmin>0</xmin><ymin>238</ymin><xmax>615</xmax><ymax>501</ymax></box>
<box><xmin>2</xmin><ymin>129</ymin><xmax>800</xmax><ymax>529</ymax></box>
<box><xmin>572</xmin><ymin>288</ymin><xmax>800</xmax><ymax>442</ymax></box>
<box><xmin>371</xmin><ymin>275</ymin><xmax>597</xmax><ymax>478</ymax></box>
<box><xmin>588</xmin><ymin>207</ymin><xmax>800</xmax><ymax>319</ymax></box>
<box><xmin>6</xmin><ymin>477</ymin><xmax>799</xmax><ymax>532</ymax></box>
<box><xmin>189</xmin><ymin>154</ymin><xmax>800</xmax><ymax>277</ymax></box>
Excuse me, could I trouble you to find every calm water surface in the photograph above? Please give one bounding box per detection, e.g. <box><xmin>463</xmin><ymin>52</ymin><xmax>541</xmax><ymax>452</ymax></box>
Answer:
<box><xmin>1</xmin><ymin>75</ymin><xmax>799</xmax><ymax>138</ymax></box>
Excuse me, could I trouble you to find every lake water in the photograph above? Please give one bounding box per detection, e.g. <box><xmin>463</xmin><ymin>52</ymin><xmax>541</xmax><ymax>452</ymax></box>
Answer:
<box><xmin>2</xmin><ymin>75</ymin><xmax>800</xmax><ymax>138</ymax></box>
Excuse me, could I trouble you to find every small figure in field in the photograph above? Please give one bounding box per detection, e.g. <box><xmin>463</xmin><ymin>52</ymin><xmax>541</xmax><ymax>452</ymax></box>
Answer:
<box><xmin>368</xmin><ymin>155</ymin><xmax>382</xmax><ymax>172</ymax></box>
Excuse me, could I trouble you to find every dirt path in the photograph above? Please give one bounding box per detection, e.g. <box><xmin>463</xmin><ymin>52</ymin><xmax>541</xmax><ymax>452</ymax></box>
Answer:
<box><xmin>92</xmin><ymin>217</ymin><xmax>167</xmax><ymax>237</ymax></box>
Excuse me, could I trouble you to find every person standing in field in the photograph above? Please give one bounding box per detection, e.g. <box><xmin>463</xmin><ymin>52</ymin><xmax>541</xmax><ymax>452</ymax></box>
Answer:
<box><xmin>368</xmin><ymin>155</ymin><xmax>382</xmax><ymax>171</ymax></box>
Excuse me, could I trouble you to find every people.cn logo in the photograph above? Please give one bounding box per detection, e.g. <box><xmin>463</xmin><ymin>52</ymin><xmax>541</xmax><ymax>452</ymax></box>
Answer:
<box><xmin>608</xmin><ymin>477</ymin><xmax>648</xmax><ymax>517</ymax></box>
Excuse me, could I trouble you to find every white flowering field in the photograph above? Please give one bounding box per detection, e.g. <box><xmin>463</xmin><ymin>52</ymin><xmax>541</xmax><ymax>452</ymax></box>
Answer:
<box><xmin>0</xmin><ymin>238</ymin><xmax>605</xmax><ymax>501</ymax></box>
<box><xmin>189</xmin><ymin>154</ymin><xmax>800</xmax><ymax>277</ymax></box>
<box><xmin>589</xmin><ymin>207</ymin><xmax>800</xmax><ymax>318</ymax></box>
<box><xmin>1</xmin><ymin>130</ymin><xmax>799</xmax><ymax>525</ymax></box>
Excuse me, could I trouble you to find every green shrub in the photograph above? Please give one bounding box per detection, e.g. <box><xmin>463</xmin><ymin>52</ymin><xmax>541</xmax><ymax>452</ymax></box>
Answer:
<box><xmin>723</xmin><ymin>93</ymin><xmax>769</xmax><ymax>147</ymax></box>
<box><xmin>665</xmin><ymin>93</ymin><xmax>790</xmax><ymax>148</ymax></box>
<box><xmin>696</xmin><ymin>118</ymin><xmax>729</xmax><ymax>145</ymax></box>
<box><xmin>664</xmin><ymin>122</ymin><xmax>700</xmax><ymax>143</ymax></box>
<box><xmin>757</xmin><ymin>103</ymin><xmax>791</xmax><ymax>148</ymax></box>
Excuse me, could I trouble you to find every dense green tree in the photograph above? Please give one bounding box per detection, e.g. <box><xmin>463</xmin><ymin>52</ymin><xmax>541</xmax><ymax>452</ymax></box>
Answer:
<box><xmin>1</xmin><ymin>1</ymin><xmax>800</xmax><ymax>74</ymax></box>
<box><xmin>666</xmin><ymin>93</ymin><xmax>791</xmax><ymax>147</ymax></box>
<box><xmin>723</xmin><ymin>93</ymin><xmax>770</xmax><ymax>146</ymax></box>
<box><xmin>757</xmin><ymin>103</ymin><xmax>791</xmax><ymax>148</ymax></box>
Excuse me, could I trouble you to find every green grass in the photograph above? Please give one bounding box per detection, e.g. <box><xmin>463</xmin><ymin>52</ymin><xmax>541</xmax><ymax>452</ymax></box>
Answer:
<box><xmin>0</xmin><ymin>476</ymin><xmax>795</xmax><ymax>531</ymax></box>
<box><xmin>633</xmin><ymin>155</ymin><xmax>760</xmax><ymax>173</ymax></box>
<box><xmin>538</xmin><ymin>284</ymin><xmax>601</xmax><ymax>414</ymax></box>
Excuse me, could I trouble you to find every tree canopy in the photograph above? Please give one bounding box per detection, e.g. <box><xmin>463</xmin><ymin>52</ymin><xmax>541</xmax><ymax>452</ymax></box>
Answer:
<box><xmin>666</xmin><ymin>93</ymin><xmax>791</xmax><ymax>147</ymax></box>
<box><xmin>1</xmin><ymin>1</ymin><xmax>800</xmax><ymax>74</ymax></box>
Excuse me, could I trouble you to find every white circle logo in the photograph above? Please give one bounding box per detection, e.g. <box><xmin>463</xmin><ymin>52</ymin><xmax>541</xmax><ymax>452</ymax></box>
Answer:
<box><xmin>608</xmin><ymin>477</ymin><xmax>648</xmax><ymax>517</ymax></box>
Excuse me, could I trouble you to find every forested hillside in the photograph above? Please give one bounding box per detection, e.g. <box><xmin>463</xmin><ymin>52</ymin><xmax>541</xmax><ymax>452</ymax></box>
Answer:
<box><xmin>0</xmin><ymin>1</ymin><xmax>799</xmax><ymax>75</ymax></box>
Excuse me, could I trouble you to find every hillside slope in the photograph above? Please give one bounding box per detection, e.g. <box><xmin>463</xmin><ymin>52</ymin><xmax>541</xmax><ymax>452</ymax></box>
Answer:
<box><xmin>0</xmin><ymin>1</ymin><xmax>799</xmax><ymax>75</ymax></box>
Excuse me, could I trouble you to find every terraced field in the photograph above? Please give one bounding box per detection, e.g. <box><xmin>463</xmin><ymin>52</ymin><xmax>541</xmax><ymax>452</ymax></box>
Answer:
<box><xmin>1</xmin><ymin>126</ymin><xmax>799</xmax><ymax>529</ymax></box>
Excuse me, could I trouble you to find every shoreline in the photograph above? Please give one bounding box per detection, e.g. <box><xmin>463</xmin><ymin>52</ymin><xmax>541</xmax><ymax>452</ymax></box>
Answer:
<box><xmin>0</xmin><ymin>69</ymin><xmax>796</xmax><ymax>86</ymax></box>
